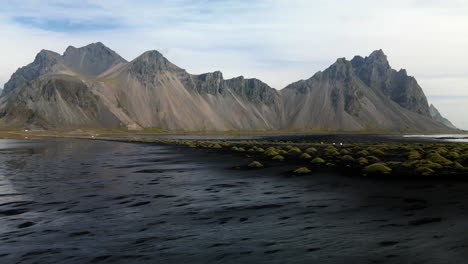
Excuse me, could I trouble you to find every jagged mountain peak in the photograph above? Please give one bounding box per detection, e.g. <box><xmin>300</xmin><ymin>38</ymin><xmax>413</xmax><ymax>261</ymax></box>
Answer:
<box><xmin>351</xmin><ymin>49</ymin><xmax>390</xmax><ymax>70</ymax></box>
<box><xmin>197</xmin><ymin>71</ymin><xmax>224</xmax><ymax>82</ymax></box>
<box><xmin>348</xmin><ymin>49</ymin><xmax>431</xmax><ymax>116</ymax></box>
<box><xmin>368</xmin><ymin>49</ymin><xmax>386</xmax><ymax>58</ymax></box>
<box><xmin>64</xmin><ymin>42</ymin><xmax>114</xmax><ymax>55</ymax></box>
<box><xmin>62</xmin><ymin>42</ymin><xmax>126</xmax><ymax>77</ymax></box>
<box><xmin>322</xmin><ymin>57</ymin><xmax>355</xmax><ymax>80</ymax></box>
<box><xmin>130</xmin><ymin>50</ymin><xmax>182</xmax><ymax>74</ymax></box>
<box><xmin>35</xmin><ymin>49</ymin><xmax>62</xmax><ymax>61</ymax></box>
<box><xmin>138</xmin><ymin>50</ymin><xmax>164</xmax><ymax>58</ymax></box>
<box><xmin>2</xmin><ymin>49</ymin><xmax>65</xmax><ymax>96</ymax></box>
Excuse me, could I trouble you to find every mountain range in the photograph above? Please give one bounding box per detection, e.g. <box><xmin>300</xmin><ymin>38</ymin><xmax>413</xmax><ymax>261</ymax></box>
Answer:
<box><xmin>0</xmin><ymin>42</ymin><xmax>457</xmax><ymax>132</ymax></box>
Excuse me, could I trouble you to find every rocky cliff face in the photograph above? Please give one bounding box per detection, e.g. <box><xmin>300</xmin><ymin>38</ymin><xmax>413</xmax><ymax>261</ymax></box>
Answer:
<box><xmin>280</xmin><ymin>57</ymin><xmax>446</xmax><ymax>131</ymax></box>
<box><xmin>0</xmin><ymin>43</ymin><xmax>457</xmax><ymax>132</ymax></box>
<box><xmin>351</xmin><ymin>50</ymin><xmax>431</xmax><ymax>117</ymax></box>
<box><xmin>429</xmin><ymin>104</ymin><xmax>456</xmax><ymax>129</ymax></box>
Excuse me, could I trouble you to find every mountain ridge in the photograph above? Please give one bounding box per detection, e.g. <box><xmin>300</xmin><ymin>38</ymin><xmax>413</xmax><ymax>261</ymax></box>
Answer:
<box><xmin>0</xmin><ymin>43</ymin><xmax>458</xmax><ymax>132</ymax></box>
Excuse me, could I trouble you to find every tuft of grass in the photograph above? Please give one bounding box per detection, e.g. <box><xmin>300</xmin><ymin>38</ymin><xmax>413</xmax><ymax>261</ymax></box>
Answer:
<box><xmin>300</xmin><ymin>153</ymin><xmax>312</xmax><ymax>159</ymax></box>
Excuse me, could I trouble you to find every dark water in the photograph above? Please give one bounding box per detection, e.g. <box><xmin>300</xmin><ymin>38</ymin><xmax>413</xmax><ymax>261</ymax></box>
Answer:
<box><xmin>0</xmin><ymin>139</ymin><xmax>468</xmax><ymax>264</ymax></box>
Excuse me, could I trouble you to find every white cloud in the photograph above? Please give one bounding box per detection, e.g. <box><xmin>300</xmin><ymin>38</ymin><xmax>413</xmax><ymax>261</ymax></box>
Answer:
<box><xmin>0</xmin><ymin>0</ymin><xmax>467</xmax><ymax>129</ymax></box>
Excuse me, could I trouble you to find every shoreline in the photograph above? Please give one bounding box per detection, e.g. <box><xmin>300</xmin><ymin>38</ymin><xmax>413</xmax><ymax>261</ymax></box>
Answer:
<box><xmin>4</xmin><ymin>133</ymin><xmax>466</xmax><ymax>179</ymax></box>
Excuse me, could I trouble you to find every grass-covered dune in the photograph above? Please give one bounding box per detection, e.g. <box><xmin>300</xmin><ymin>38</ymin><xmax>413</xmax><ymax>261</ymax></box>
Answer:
<box><xmin>2</xmin><ymin>130</ymin><xmax>467</xmax><ymax>177</ymax></box>
<box><xmin>83</xmin><ymin>136</ymin><xmax>468</xmax><ymax>178</ymax></box>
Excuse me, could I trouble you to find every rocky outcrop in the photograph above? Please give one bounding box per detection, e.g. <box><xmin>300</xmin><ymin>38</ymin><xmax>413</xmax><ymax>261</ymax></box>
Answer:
<box><xmin>0</xmin><ymin>43</ymin><xmax>457</xmax><ymax>132</ymax></box>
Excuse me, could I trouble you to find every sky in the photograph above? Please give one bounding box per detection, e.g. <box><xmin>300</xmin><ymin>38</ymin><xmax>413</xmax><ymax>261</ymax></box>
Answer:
<box><xmin>0</xmin><ymin>0</ymin><xmax>467</xmax><ymax>129</ymax></box>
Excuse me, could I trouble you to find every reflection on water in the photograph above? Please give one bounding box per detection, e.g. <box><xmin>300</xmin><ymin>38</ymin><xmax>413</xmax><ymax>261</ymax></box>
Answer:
<box><xmin>0</xmin><ymin>138</ymin><xmax>467</xmax><ymax>264</ymax></box>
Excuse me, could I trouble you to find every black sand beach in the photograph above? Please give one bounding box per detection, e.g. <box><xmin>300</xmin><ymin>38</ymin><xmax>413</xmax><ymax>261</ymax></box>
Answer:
<box><xmin>0</xmin><ymin>137</ymin><xmax>467</xmax><ymax>263</ymax></box>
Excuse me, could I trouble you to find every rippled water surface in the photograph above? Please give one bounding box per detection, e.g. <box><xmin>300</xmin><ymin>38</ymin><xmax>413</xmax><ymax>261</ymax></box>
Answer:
<box><xmin>0</xmin><ymin>138</ymin><xmax>468</xmax><ymax>263</ymax></box>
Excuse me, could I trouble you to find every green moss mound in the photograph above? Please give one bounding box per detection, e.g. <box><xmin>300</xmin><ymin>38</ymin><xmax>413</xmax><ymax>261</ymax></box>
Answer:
<box><xmin>287</xmin><ymin>147</ymin><xmax>302</xmax><ymax>154</ymax></box>
<box><xmin>341</xmin><ymin>155</ymin><xmax>354</xmax><ymax>162</ymax></box>
<box><xmin>264</xmin><ymin>148</ymin><xmax>279</xmax><ymax>156</ymax></box>
<box><xmin>367</xmin><ymin>156</ymin><xmax>380</xmax><ymax>163</ymax></box>
<box><xmin>300</xmin><ymin>153</ymin><xmax>312</xmax><ymax>159</ymax></box>
<box><xmin>248</xmin><ymin>161</ymin><xmax>264</xmax><ymax>168</ymax></box>
<box><xmin>356</xmin><ymin>150</ymin><xmax>369</xmax><ymax>156</ymax></box>
<box><xmin>408</xmin><ymin>151</ymin><xmax>422</xmax><ymax>160</ymax></box>
<box><xmin>232</xmin><ymin>146</ymin><xmax>245</xmax><ymax>152</ymax></box>
<box><xmin>209</xmin><ymin>143</ymin><xmax>222</xmax><ymax>149</ymax></box>
<box><xmin>305</xmin><ymin>147</ymin><xmax>317</xmax><ymax>154</ymax></box>
<box><xmin>363</xmin><ymin>163</ymin><xmax>392</xmax><ymax>175</ymax></box>
<box><xmin>340</xmin><ymin>149</ymin><xmax>351</xmax><ymax>155</ymax></box>
<box><xmin>272</xmin><ymin>155</ymin><xmax>285</xmax><ymax>161</ymax></box>
<box><xmin>358</xmin><ymin>157</ymin><xmax>369</xmax><ymax>166</ymax></box>
<box><xmin>311</xmin><ymin>157</ymin><xmax>326</xmax><ymax>165</ymax></box>
<box><xmin>426</xmin><ymin>152</ymin><xmax>452</xmax><ymax>166</ymax></box>
<box><xmin>446</xmin><ymin>151</ymin><xmax>460</xmax><ymax>160</ymax></box>
<box><xmin>324</xmin><ymin>146</ymin><xmax>339</xmax><ymax>156</ymax></box>
<box><xmin>367</xmin><ymin>147</ymin><xmax>385</xmax><ymax>156</ymax></box>
<box><xmin>415</xmin><ymin>166</ymin><xmax>434</xmax><ymax>176</ymax></box>
<box><xmin>293</xmin><ymin>167</ymin><xmax>311</xmax><ymax>174</ymax></box>
<box><xmin>457</xmin><ymin>154</ymin><xmax>468</xmax><ymax>167</ymax></box>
